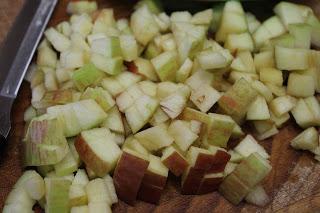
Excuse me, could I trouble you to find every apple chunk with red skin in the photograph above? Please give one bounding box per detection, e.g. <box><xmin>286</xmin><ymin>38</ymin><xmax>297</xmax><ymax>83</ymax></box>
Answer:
<box><xmin>197</xmin><ymin>172</ymin><xmax>224</xmax><ymax>194</ymax></box>
<box><xmin>75</xmin><ymin>128</ymin><xmax>122</xmax><ymax>177</ymax></box>
<box><xmin>138</xmin><ymin>155</ymin><xmax>168</xmax><ymax>204</ymax></box>
<box><xmin>161</xmin><ymin>146</ymin><xmax>189</xmax><ymax>176</ymax></box>
<box><xmin>113</xmin><ymin>148</ymin><xmax>149</xmax><ymax>205</ymax></box>
<box><xmin>207</xmin><ymin>146</ymin><xmax>231</xmax><ymax>173</ymax></box>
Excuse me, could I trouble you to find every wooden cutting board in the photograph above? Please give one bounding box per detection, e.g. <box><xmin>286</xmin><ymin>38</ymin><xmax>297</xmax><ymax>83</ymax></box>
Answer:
<box><xmin>1</xmin><ymin>0</ymin><xmax>320</xmax><ymax>212</ymax></box>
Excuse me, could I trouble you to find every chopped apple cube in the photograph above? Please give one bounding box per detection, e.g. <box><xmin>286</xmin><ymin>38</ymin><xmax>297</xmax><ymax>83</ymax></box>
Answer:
<box><xmin>168</xmin><ymin>120</ymin><xmax>198</xmax><ymax>152</ymax></box>
<box><xmin>207</xmin><ymin>146</ymin><xmax>231</xmax><ymax>173</ymax></box>
<box><xmin>256</xmin><ymin>125</ymin><xmax>279</xmax><ymax>140</ymax></box>
<box><xmin>219</xmin><ymin>153</ymin><xmax>271</xmax><ymax>205</ymax></box>
<box><xmin>198</xmin><ymin>172</ymin><xmax>224</xmax><ymax>194</ymax></box>
<box><xmin>123</xmin><ymin>136</ymin><xmax>149</xmax><ymax>156</ymax></box>
<box><xmin>306</xmin><ymin>14</ymin><xmax>320</xmax><ymax>47</ymax></box>
<box><xmin>176</xmin><ymin>58</ymin><xmax>193</xmax><ymax>83</ymax></box>
<box><xmin>91</xmin><ymin>54</ymin><xmax>123</xmax><ymax>76</ymax></box>
<box><xmin>119</xmin><ymin>34</ymin><xmax>138</xmax><ymax>62</ymax></box>
<box><xmin>86</xmin><ymin>178</ymin><xmax>111</xmax><ymax>205</ymax></box>
<box><xmin>160</xmin><ymin>85</ymin><xmax>190</xmax><ymax>119</ymax></box>
<box><xmin>37</xmin><ymin>46</ymin><xmax>57</xmax><ymax>68</ymax></box>
<box><xmin>151</xmin><ymin>51</ymin><xmax>178</xmax><ymax>82</ymax></box>
<box><xmin>161</xmin><ymin>146</ymin><xmax>189</xmax><ymax>176</ymax></box>
<box><xmin>269</xmin><ymin>95</ymin><xmax>296</xmax><ymax>117</ymax></box>
<box><xmin>254</xmin><ymin>51</ymin><xmax>275</xmax><ymax>71</ymax></box>
<box><xmin>128</xmin><ymin>57</ymin><xmax>159</xmax><ymax>81</ymax></box>
<box><xmin>291</xmin><ymin>127</ymin><xmax>318</xmax><ymax>151</ymax></box>
<box><xmin>275</xmin><ymin>46</ymin><xmax>309</xmax><ymax>71</ymax></box>
<box><xmin>259</xmin><ymin>68</ymin><xmax>283</xmax><ymax>86</ymax></box>
<box><xmin>131</xmin><ymin>5</ymin><xmax>160</xmax><ymax>45</ymax></box>
<box><xmin>113</xmin><ymin>149</ymin><xmax>149</xmax><ymax>205</ymax></box>
<box><xmin>246</xmin><ymin>12</ymin><xmax>261</xmax><ymax>34</ymax></box>
<box><xmin>191</xmin><ymin>9</ymin><xmax>213</xmax><ymax>25</ymax></box>
<box><xmin>246</xmin><ymin>96</ymin><xmax>270</xmax><ymax>120</ymax></box>
<box><xmin>81</xmin><ymin>87</ymin><xmax>115</xmax><ymax>112</ymax></box>
<box><xmin>197</xmin><ymin>49</ymin><xmax>233</xmax><ymax>70</ymax></box>
<box><xmin>75</xmin><ymin>128</ymin><xmax>122</xmax><ymax>177</ymax></box>
<box><xmin>101</xmin><ymin>106</ymin><xmax>124</xmax><ymax>134</ymax></box>
<box><xmin>230</xmin><ymin>51</ymin><xmax>255</xmax><ymax>73</ymax></box>
<box><xmin>291</xmin><ymin>98</ymin><xmax>316</xmax><ymax>128</ymax></box>
<box><xmin>215</xmin><ymin>1</ymin><xmax>248</xmax><ymax>42</ymax></box>
<box><xmin>218</xmin><ymin>78</ymin><xmax>258</xmax><ymax>123</ymax></box>
<box><xmin>90</xmin><ymin>36</ymin><xmax>121</xmax><ymax>58</ymax></box>
<box><xmin>181</xmin><ymin>167</ymin><xmax>205</xmax><ymax>195</ymax></box>
<box><xmin>289</xmin><ymin>23</ymin><xmax>312</xmax><ymax>48</ymax></box>
<box><xmin>149</xmin><ymin>108</ymin><xmax>170</xmax><ymax>126</ymax></box>
<box><xmin>251</xmin><ymin>80</ymin><xmax>273</xmax><ymax>103</ymax></box>
<box><xmin>225</xmin><ymin>33</ymin><xmax>254</xmax><ymax>53</ymax></box>
<box><xmin>44</xmin><ymin>28</ymin><xmax>71</xmax><ymax>52</ymax></box>
<box><xmin>69</xmin><ymin>184</ymin><xmax>87</xmax><ymax>207</ymax></box>
<box><xmin>45</xmin><ymin>177</ymin><xmax>71</xmax><ymax>213</ymax></box>
<box><xmin>185</xmin><ymin>70</ymin><xmax>214</xmax><ymax>91</ymax></box>
<box><xmin>135</xmin><ymin>125</ymin><xmax>174</xmax><ymax>152</ymax></box>
<box><xmin>287</xmin><ymin>73</ymin><xmax>315</xmax><ymax>98</ymax></box>
<box><xmin>234</xmin><ymin>135</ymin><xmax>269</xmax><ymax>159</ymax></box>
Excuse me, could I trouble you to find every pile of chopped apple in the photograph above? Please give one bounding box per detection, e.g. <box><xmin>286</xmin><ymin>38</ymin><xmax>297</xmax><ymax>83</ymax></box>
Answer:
<box><xmin>7</xmin><ymin>0</ymin><xmax>320</xmax><ymax>211</ymax></box>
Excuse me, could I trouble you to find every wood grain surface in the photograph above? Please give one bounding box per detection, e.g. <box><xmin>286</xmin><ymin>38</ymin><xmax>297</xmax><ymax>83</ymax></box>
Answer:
<box><xmin>1</xmin><ymin>0</ymin><xmax>320</xmax><ymax>212</ymax></box>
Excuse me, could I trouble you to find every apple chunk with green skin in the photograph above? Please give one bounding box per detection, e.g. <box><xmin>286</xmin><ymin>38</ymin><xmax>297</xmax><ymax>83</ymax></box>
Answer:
<box><xmin>204</xmin><ymin>113</ymin><xmax>235</xmax><ymax>148</ymax></box>
<box><xmin>246</xmin><ymin>96</ymin><xmax>270</xmax><ymax>121</ymax></box>
<box><xmin>72</xmin><ymin>63</ymin><xmax>105</xmax><ymax>92</ymax></box>
<box><xmin>234</xmin><ymin>135</ymin><xmax>269</xmax><ymax>159</ymax></box>
<box><xmin>24</xmin><ymin>114</ymin><xmax>69</xmax><ymax>166</ymax></box>
<box><xmin>81</xmin><ymin>87</ymin><xmax>115</xmax><ymax>112</ymax></box>
<box><xmin>291</xmin><ymin>127</ymin><xmax>318</xmax><ymax>151</ymax></box>
<box><xmin>219</xmin><ymin>153</ymin><xmax>272</xmax><ymax>205</ymax></box>
<box><xmin>161</xmin><ymin>146</ymin><xmax>189</xmax><ymax>176</ymax></box>
<box><xmin>151</xmin><ymin>51</ymin><xmax>178</xmax><ymax>82</ymax></box>
<box><xmin>91</xmin><ymin>53</ymin><xmax>123</xmax><ymax>76</ymax></box>
<box><xmin>287</xmin><ymin>73</ymin><xmax>315</xmax><ymax>98</ymax></box>
<box><xmin>113</xmin><ymin>149</ymin><xmax>149</xmax><ymax>205</ymax></box>
<box><xmin>45</xmin><ymin>177</ymin><xmax>71</xmax><ymax>213</ymax></box>
<box><xmin>138</xmin><ymin>155</ymin><xmax>168</xmax><ymax>204</ymax></box>
<box><xmin>75</xmin><ymin>128</ymin><xmax>122</xmax><ymax>177</ymax></box>
<box><xmin>135</xmin><ymin>125</ymin><xmax>174</xmax><ymax>152</ymax></box>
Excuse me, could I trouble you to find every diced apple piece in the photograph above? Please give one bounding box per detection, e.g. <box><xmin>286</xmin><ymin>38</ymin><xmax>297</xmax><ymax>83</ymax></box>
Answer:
<box><xmin>259</xmin><ymin>68</ymin><xmax>283</xmax><ymax>86</ymax></box>
<box><xmin>306</xmin><ymin>14</ymin><xmax>320</xmax><ymax>47</ymax></box>
<box><xmin>185</xmin><ymin>70</ymin><xmax>214</xmax><ymax>91</ymax></box>
<box><xmin>215</xmin><ymin>1</ymin><xmax>248</xmax><ymax>42</ymax></box>
<box><xmin>245</xmin><ymin>185</ymin><xmax>270</xmax><ymax>207</ymax></box>
<box><xmin>270</xmin><ymin>95</ymin><xmax>296</xmax><ymax>117</ymax></box>
<box><xmin>151</xmin><ymin>51</ymin><xmax>178</xmax><ymax>82</ymax></box>
<box><xmin>69</xmin><ymin>184</ymin><xmax>87</xmax><ymax>207</ymax></box>
<box><xmin>3</xmin><ymin>203</ymin><xmax>34</xmax><ymax>213</ymax></box>
<box><xmin>291</xmin><ymin>127</ymin><xmax>318</xmax><ymax>151</ymax></box>
<box><xmin>287</xmin><ymin>73</ymin><xmax>315</xmax><ymax>98</ymax></box>
<box><xmin>124</xmin><ymin>95</ymin><xmax>159</xmax><ymax>133</ymax></box>
<box><xmin>60</xmin><ymin>49</ymin><xmax>84</xmax><ymax>70</ymax></box>
<box><xmin>225</xmin><ymin>32</ymin><xmax>254</xmax><ymax>53</ymax></box>
<box><xmin>161</xmin><ymin>146</ymin><xmax>189</xmax><ymax>176</ymax></box>
<box><xmin>270</xmin><ymin>33</ymin><xmax>295</xmax><ymax>48</ymax></box>
<box><xmin>274</xmin><ymin>2</ymin><xmax>312</xmax><ymax>28</ymax></box>
<box><xmin>81</xmin><ymin>87</ymin><xmax>115</xmax><ymax>112</ymax></box>
<box><xmin>14</xmin><ymin>170</ymin><xmax>45</xmax><ymax>201</ymax></box>
<box><xmin>138</xmin><ymin>81</ymin><xmax>157</xmax><ymax>97</ymax></box>
<box><xmin>149</xmin><ymin>108</ymin><xmax>170</xmax><ymax>126</ymax></box>
<box><xmin>197</xmin><ymin>49</ymin><xmax>233</xmax><ymax>70</ymax></box>
<box><xmin>135</xmin><ymin>125</ymin><xmax>174</xmax><ymax>152</ymax></box>
<box><xmin>246</xmin><ymin>12</ymin><xmax>261</xmax><ymax>34</ymax></box>
<box><xmin>254</xmin><ymin>51</ymin><xmax>275</xmax><ymax>71</ymax></box>
<box><xmin>256</xmin><ymin>125</ymin><xmax>279</xmax><ymax>140</ymax></box>
<box><xmin>160</xmin><ymin>85</ymin><xmax>190</xmax><ymax>119</ymax></box>
<box><xmin>228</xmin><ymin>72</ymin><xmax>258</xmax><ymax>84</ymax></box>
<box><xmin>73</xmin><ymin>169</ymin><xmax>89</xmax><ymax>186</ymax></box>
<box><xmin>86</xmin><ymin>178</ymin><xmax>111</xmax><ymax>205</ymax></box>
<box><xmin>123</xmin><ymin>136</ymin><xmax>149</xmax><ymax>156</ymax></box>
<box><xmin>90</xmin><ymin>36</ymin><xmax>121</xmax><ymax>58</ymax></box>
<box><xmin>207</xmin><ymin>146</ymin><xmax>231</xmax><ymax>173</ymax></box>
<box><xmin>218</xmin><ymin>78</ymin><xmax>258</xmax><ymax>123</ymax></box>
<box><xmin>270</xmin><ymin>111</ymin><xmax>290</xmax><ymax>128</ymax></box>
<box><xmin>224</xmin><ymin>162</ymin><xmax>238</xmax><ymax>176</ymax></box>
<box><xmin>176</xmin><ymin>58</ymin><xmax>193</xmax><ymax>83</ymax></box>
<box><xmin>131</xmin><ymin>5</ymin><xmax>159</xmax><ymax>45</ymax></box>
<box><xmin>168</xmin><ymin>120</ymin><xmax>198</xmax><ymax>152</ymax></box>
<box><xmin>234</xmin><ymin>135</ymin><xmax>269</xmax><ymax>159</ymax></box>
<box><xmin>289</xmin><ymin>23</ymin><xmax>312</xmax><ymax>48</ymax></box>
<box><xmin>37</xmin><ymin>46</ymin><xmax>57</xmax><ymax>68</ymax></box>
<box><xmin>291</xmin><ymin>99</ymin><xmax>316</xmax><ymax>128</ymax></box>
<box><xmin>219</xmin><ymin>153</ymin><xmax>272</xmax><ymax>205</ymax></box>
<box><xmin>190</xmin><ymin>84</ymin><xmax>221</xmax><ymax>113</ymax></box>
<box><xmin>275</xmin><ymin>46</ymin><xmax>309</xmax><ymax>71</ymax></box>
<box><xmin>127</xmin><ymin>57</ymin><xmax>158</xmax><ymax>81</ymax></box>
<box><xmin>103</xmin><ymin>174</ymin><xmax>118</xmax><ymax>204</ymax></box>
<box><xmin>101</xmin><ymin>106</ymin><xmax>124</xmax><ymax>134</ymax></box>
<box><xmin>265</xmin><ymin>83</ymin><xmax>286</xmax><ymax>97</ymax></box>
<box><xmin>116</xmin><ymin>84</ymin><xmax>144</xmax><ymax>112</ymax></box>
<box><xmin>54</xmin><ymin>148</ymin><xmax>78</xmax><ymax>177</ymax></box>
<box><xmin>228</xmin><ymin>150</ymin><xmax>244</xmax><ymax>163</ymax></box>
<box><xmin>138</xmin><ymin>155</ymin><xmax>168</xmax><ymax>204</ymax></box>
<box><xmin>72</xmin><ymin>63</ymin><xmax>105</xmax><ymax>92</ymax></box>
<box><xmin>24</xmin><ymin>114</ymin><xmax>69</xmax><ymax>166</ymax></box>
<box><xmin>44</xmin><ymin>28</ymin><xmax>71</xmax><ymax>52</ymax></box>
<box><xmin>203</xmin><ymin>113</ymin><xmax>235</xmax><ymax>148</ymax></box>
<box><xmin>45</xmin><ymin>177</ymin><xmax>71</xmax><ymax>213</ymax></box>
<box><xmin>181</xmin><ymin>166</ymin><xmax>205</xmax><ymax>195</ymax></box>
<box><xmin>75</xmin><ymin>128</ymin><xmax>122</xmax><ymax>177</ymax></box>
<box><xmin>119</xmin><ymin>34</ymin><xmax>138</xmax><ymax>62</ymax></box>
<box><xmin>113</xmin><ymin>149</ymin><xmax>149</xmax><ymax>205</ymax></box>
<box><xmin>197</xmin><ymin>172</ymin><xmax>224</xmax><ymax>194</ymax></box>
<box><xmin>246</xmin><ymin>96</ymin><xmax>270</xmax><ymax>121</ymax></box>
<box><xmin>190</xmin><ymin>9</ymin><xmax>213</xmax><ymax>25</ymax></box>
<box><xmin>251</xmin><ymin>80</ymin><xmax>273</xmax><ymax>103</ymax></box>
<box><xmin>91</xmin><ymin>54</ymin><xmax>123</xmax><ymax>76</ymax></box>
<box><xmin>230</xmin><ymin>51</ymin><xmax>255</xmax><ymax>73</ymax></box>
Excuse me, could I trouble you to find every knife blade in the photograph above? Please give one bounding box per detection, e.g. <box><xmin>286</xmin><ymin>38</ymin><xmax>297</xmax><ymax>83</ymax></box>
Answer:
<box><xmin>0</xmin><ymin>0</ymin><xmax>57</xmax><ymax>140</ymax></box>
